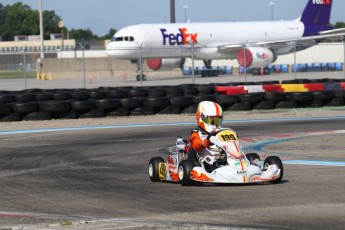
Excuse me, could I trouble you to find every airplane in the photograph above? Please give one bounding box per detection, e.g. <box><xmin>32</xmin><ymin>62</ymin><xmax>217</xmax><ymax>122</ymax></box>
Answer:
<box><xmin>106</xmin><ymin>0</ymin><xmax>345</xmax><ymax>80</ymax></box>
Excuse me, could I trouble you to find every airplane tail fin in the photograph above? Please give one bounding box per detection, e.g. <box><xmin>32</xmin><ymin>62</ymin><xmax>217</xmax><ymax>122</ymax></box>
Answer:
<box><xmin>300</xmin><ymin>0</ymin><xmax>334</xmax><ymax>36</ymax></box>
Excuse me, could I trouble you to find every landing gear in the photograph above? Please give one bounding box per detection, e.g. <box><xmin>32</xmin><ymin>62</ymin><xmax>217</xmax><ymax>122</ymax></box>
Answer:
<box><xmin>136</xmin><ymin>59</ymin><xmax>147</xmax><ymax>81</ymax></box>
<box><xmin>201</xmin><ymin>60</ymin><xmax>219</xmax><ymax>77</ymax></box>
<box><xmin>136</xmin><ymin>74</ymin><xmax>147</xmax><ymax>81</ymax></box>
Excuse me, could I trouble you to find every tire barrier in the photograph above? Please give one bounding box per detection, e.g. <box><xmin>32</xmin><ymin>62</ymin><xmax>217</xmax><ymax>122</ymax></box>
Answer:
<box><xmin>0</xmin><ymin>79</ymin><xmax>345</xmax><ymax>122</ymax></box>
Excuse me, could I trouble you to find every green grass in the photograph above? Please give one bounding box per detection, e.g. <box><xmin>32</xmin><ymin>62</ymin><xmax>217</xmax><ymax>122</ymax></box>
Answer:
<box><xmin>0</xmin><ymin>71</ymin><xmax>37</xmax><ymax>79</ymax></box>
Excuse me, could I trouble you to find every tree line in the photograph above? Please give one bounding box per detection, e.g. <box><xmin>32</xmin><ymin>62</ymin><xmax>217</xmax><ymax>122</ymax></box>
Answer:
<box><xmin>0</xmin><ymin>2</ymin><xmax>116</xmax><ymax>41</ymax></box>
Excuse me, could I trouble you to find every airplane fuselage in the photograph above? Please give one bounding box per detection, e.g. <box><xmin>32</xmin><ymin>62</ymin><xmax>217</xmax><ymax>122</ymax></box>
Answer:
<box><xmin>106</xmin><ymin>21</ymin><xmax>305</xmax><ymax>60</ymax></box>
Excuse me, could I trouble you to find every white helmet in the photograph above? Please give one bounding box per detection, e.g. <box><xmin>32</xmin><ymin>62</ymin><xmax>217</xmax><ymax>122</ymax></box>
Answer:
<box><xmin>196</xmin><ymin>101</ymin><xmax>223</xmax><ymax>133</ymax></box>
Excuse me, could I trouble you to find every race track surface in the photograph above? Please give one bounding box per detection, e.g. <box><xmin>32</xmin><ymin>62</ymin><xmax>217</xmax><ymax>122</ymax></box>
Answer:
<box><xmin>0</xmin><ymin>116</ymin><xmax>345</xmax><ymax>229</ymax></box>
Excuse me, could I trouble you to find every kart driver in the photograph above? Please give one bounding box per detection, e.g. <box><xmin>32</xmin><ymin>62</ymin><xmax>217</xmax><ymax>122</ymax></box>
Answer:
<box><xmin>189</xmin><ymin>101</ymin><xmax>224</xmax><ymax>171</ymax></box>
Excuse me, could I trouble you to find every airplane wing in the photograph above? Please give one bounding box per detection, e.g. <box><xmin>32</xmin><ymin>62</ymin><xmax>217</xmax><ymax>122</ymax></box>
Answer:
<box><xmin>219</xmin><ymin>30</ymin><xmax>345</xmax><ymax>53</ymax></box>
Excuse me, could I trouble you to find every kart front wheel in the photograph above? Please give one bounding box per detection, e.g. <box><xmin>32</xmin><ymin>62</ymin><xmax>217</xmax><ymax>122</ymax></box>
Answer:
<box><xmin>264</xmin><ymin>156</ymin><xmax>283</xmax><ymax>184</ymax></box>
<box><xmin>148</xmin><ymin>157</ymin><xmax>164</xmax><ymax>182</ymax></box>
<box><xmin>178</xmin><ymin>160</ymin><xmax>195</xmax><ymax>186</ymax></box>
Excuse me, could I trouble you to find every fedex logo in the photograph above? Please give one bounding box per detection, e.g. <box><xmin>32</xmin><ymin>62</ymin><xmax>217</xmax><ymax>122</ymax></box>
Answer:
<box><xmin>160</xmin><ymin>28</ymin><xmax>198</xmax><ymax>46</ymax></box>
<box><xmin>257</xmin><ymin>53</ymin><xmax>269</xmax><ymax>59</ymax></box>
<box><xmin>312</xmin><ymin>0</ymin><xmax>331</xmax><ymax>4</ymax></box>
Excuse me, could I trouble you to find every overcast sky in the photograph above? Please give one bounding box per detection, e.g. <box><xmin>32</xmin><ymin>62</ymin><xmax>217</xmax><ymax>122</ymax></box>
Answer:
<box><xmin>2</xmin><ymin>0</ymin><xmax>345</xmax><ymax>36</ymax></box>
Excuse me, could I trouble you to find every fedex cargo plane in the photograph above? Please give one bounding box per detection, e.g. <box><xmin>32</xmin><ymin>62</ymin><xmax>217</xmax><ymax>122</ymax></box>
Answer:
<box><xmin>106</xmin><ymin>0</ymin><xmax>344</xmax><ymax>78</ymax></box>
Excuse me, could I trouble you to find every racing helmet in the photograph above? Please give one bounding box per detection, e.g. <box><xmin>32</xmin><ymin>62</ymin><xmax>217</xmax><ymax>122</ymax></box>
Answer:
<box><xmin>196</xmin><ymin>101</ymin><xmax>223</xmax><ymax>133</ymax></box>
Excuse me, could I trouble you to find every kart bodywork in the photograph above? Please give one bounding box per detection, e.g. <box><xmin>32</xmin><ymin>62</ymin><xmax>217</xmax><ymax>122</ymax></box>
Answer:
<box><xmin>148</xmin><ymin>128</ymin><xmax>283</xmax><ymax>186</ymax></box>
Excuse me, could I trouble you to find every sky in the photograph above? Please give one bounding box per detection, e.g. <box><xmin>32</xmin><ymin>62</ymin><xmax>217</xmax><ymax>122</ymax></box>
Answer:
<box><xmin>1</xmin><ymin>0</ymin><xmax>345</xmax><ymax>36</ymax></box>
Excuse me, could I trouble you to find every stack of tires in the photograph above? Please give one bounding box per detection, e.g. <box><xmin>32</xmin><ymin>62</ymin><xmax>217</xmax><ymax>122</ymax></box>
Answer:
<box><xmin>0</xmin><ymin>79</ymin><xmax>344</xmax><ymax>122</ymax></box>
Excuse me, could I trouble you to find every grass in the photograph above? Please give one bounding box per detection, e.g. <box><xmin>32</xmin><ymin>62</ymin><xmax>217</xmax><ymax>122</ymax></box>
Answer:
<box><xmin>0</xmin><ymin>71</ymin><xmax>37</xmax><ymax>79</ymax></box>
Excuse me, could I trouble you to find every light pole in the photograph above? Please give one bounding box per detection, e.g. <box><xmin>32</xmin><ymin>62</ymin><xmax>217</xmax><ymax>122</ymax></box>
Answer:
<box><xmin>39</xmin><ymin>0</ymin><xmax>44</xmax><ymax>58</ymax></box>
<box><xmin>183</xmin><ymin>5</ymin><xmax>188</xmax><ymax>23</ymax></box>
<box><xmin>269</xmin><ymin>2</ymin><xmax>275</xmax><ymax>21</ymax></box>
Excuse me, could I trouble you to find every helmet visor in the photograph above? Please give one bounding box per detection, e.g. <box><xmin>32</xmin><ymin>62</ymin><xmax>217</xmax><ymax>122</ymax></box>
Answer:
<box><xmin>201</xmin><ymin>115</ymin><xmax>223</xmax><ymax>127</ymax></box>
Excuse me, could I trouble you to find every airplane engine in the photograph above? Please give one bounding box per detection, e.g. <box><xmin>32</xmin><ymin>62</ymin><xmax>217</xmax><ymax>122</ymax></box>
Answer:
<box><xmin>237</xmin><ymin>47</ymin><xmax>277</xmax><ymax>68</ymax></box>
<box><xmin>147</xmin><ymin>58</ymin><xmax>185</xmax><ymax>71</ymax></box>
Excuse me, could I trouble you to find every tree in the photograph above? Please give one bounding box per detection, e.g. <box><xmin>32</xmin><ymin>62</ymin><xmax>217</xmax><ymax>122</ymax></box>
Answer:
<box><xmin>102</xmin><ymin>28</ymin><xmax>117</xmax><ymax>40</ymax></box>
<box><xmin>0</xmin><ymin>2</ymin><xmax>61</xmax><ymax>41</ymax></box>
<box><xmin>69</xmin><ymin>28</ymin><xmax>99</xmax><ymax>40</ymax></box>
<box><xmin>334</xmin><ymin>21</ymin><xmax>345</xmax><ymax>29</ymax></box>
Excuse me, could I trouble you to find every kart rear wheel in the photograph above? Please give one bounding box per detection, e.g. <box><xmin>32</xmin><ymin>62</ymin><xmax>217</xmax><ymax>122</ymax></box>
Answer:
<box><xmin>264</xmin><ymin>156</ymin><xmax>283</xmax><ymax>184</ymax></box>
<box><xmin>246</xmin><ymin>153</ymin><xmax>260</xmax><ymax>165</ymax></box>
<box><xmin>178</xmin><ymin>160</ymin><xmax>196</xmax><ymax>186</ymax></box>
<box><xmin>148</xmin><ymin>157</ymin><xmax>164</xmax><ymax>182</ymax></box>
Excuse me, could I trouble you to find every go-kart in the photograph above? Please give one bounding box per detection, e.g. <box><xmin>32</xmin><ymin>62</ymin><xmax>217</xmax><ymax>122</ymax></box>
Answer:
<box><xmin>148</xmin><ymin>128</ymin><xmax>283</xmax><ymax>186</ymax></box>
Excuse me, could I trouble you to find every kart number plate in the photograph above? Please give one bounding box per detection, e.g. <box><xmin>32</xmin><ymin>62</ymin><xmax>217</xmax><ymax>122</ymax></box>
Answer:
<box><xmin>217</xmin><ymin>130</ymin><xmax>238</xmax><ymax>142</ymax></box>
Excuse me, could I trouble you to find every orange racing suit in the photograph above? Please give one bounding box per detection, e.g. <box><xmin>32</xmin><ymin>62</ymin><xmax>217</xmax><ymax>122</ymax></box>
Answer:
<box><xmin>189</xmin><ymin>128</ymin><xmax>211</xmax><ymax>151</ymax></box>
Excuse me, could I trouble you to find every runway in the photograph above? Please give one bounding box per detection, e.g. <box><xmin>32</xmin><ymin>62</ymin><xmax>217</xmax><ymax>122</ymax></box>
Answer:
<box><xmin>0</xmin><ymin>115</ymin><xmax>344</xmax><ymax>229</ymax></box>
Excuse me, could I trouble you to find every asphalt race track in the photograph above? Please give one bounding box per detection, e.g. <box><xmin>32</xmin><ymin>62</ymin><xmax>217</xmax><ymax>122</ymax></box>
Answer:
<box><xmin>0</xmin><ymin>117</ymin><xmax>345</xmax><ymax>229</ymax></box>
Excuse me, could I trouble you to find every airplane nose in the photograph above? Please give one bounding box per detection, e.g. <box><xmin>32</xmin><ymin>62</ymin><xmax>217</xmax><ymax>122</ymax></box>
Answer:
<box><xmin>106</xmin><ymin>42</ymin><xmax>139</xmax><ymax>59</ymax></box>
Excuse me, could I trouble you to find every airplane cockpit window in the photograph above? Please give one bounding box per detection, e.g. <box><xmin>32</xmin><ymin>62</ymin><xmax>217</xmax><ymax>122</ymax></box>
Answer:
<box><xmin>111</xmin><ymin>36</ymin><xmax>135</xmax><ymax>42</ymax></box>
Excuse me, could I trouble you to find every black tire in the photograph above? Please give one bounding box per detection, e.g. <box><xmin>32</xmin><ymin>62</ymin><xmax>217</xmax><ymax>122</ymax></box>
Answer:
<box><xmin>128</xmin><ymin>88</ymin><xmax>148</xmax><ymax>97</ymax></box>
<box><xmin>147</xmin><ymin>88</ymin><xmax>166</xmax><ymax>97</ymax></box>
<box><xmin>264</xmin><ymin>92</ymin><xmax>285</xmax><ymax>102</ymax></box>
<box><xmin>130</xmin><ymin>107</ymin><xmax>155</xmax><ymax>116</ymax></box>
<box><xmin>12</xmin><ymin>102</ymin><xmax>38</xmax><ymax>113</ymax></box>
<box><xmin>196</xmin><ymin>85</ymin><xmax>215</xmax><ymax>95</ymax></box>
<box><xmin>166</xmin><ymin>87</ymin><xmax>184</xmax><ymax>97</ymax></box>
<box><xmin>178</xmin><ymin>160</ymin><xmax>196</xmax><ymax>186</ymax></box>
<box><xmin>246</xmin><ymin>153</ymin><xmax>260</xmax><ymax>165</ymax></box>
<box><xmin>52</xmin><ymin>92</ymin><xmax>72</xmax><ymax>100</ymax></box>
<box><xmin>169</xmin><ymin>96</ymin><xmax>194</xmax><ymax>106</ymax></box>
<box><xmin>106</xmin><ymin>90</ymin><xmax>128</xmax><ymax>99</ymax></box>
<box><xmin>157</xmin><ymin>105</ymin><xmax>181</xmax><ymax>114</ymax></box>
<box><xmin>51</xmin><ymin>110</ymin><xmax>78</xmax><ymax>120</ymax></box>
<box><xmin>182</xmin><ymin>87</ymin><xmax>198</xmax><ymax>96</ymax></box>
<box><xmin>238</xmin><ymin>93</ymin><xmax>264</xmax><ymax>105</ymax></box>
<box><xmin>228</xmin><ymin>102</ymin><xmax>252</xmax><ymax>111</ymax></box>
<box><xmin>35</xmin><ymin>92</ymin><xmax>53</xmax><ymax>101</ymax></box>
<box><xmin>78</xmin><ymin>109</ymin><xmax>105</xmax><ymax>118</ymax></box>
<box><xmin>142</xmin><ymin>97</ymin><xmax>170</xmax><ymax>108</ymax></box>
<box><xmin>89</xmin><ymin>90</ymin><xmax>107</xmax><ymax>99</ymax></box>
<box><xmin>39</xmin><ymin>101</ymin><xmax>71</xmax><ymax>112</ymax></box>
<box><xmin>15</xmin><ymin>94</ymin><xmax>35</xmax><ymax>102</ymax></box>
<box><xmin>312</xmin><ymin>91</ymin><xmax>334</xmax><ymax>101</ymax></box>
<box><xmin>253</xmin><ymin>101</ymin><xmax>275</xmax><ymax>110</ymax></box>
<box><xmin>181</xmin><ymin>104</ymin><xmax>198</xmax><ymax>114</ymax></box>
<box><xmin>325</xmin><ymin>98</ymin><xmax>345</xmax><ymax>107</ymax></box>
<box><xmin>71</xmin><ymin>91</ymin><xmax>90</xmax><ymax>101</ymax></box>
<box><xmin>70</xmin><ymin>100</ymin><xmax>96</xmax><ymax>111</ymax></box>
<box><xmin>148</xmin><ymin>157</ymin><xmax>165</xmax><ymax>182</ymax></box>
<box><xmin>107</xmin><ymin>108</ymin><xmax>130</xmax><ymax>116</ymax></box>
<box><xmin>275</xmin><ymin>101</ymin><xmax>298</xmax><ymax>109</ymax></box>
<box><xmin>95</xmin><ymin>99</ymin><xmax>121</xmax><ymax>110</ymax></box>
<box><xmin>0</xmin><ymin>113</ymin><xmax>21</xmax><ymax>122</ymax></box>
<box><xmin>263</xmin><ymin>156</ymin><xmax>283</xmax><ymax>184</ymax></box>
<box><xmin>120</xmin><ymin>98</ymin><xmax>142</xmax><ymax>108</ymax></box>
<box><xmin>285</xmin><ymin>92</ymin><xmax>314</xmax><ymax>102</ymax></box>
<box><xmin>0</xmin><ymin>94</ymin><xmax>14</xmax><ymax>103</ymax></box>
<box><xmin>0</xmin><ymin>104</ymin><xmax>12</xmax><ymax>115</ymax></box>
<box><xmin>23</xmin><ymin>111</ymin><xmax>52</xmax><ymax>121</ymax></box>
<box><xmin>193</xmin><ymin>95</ymin><xmax>216</xmax><ymax>104</ymax></box>
<box><xmin>333</xmin><ymin>90</ymin><xmax>345</xmax><ymax>98</ymax></box>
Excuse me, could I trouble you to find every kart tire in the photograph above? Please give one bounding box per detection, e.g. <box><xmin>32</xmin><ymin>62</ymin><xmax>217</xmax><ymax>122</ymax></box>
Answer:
<box><xmin>264</xmin><ymin>156</ymin><xmax>283</xmax><ymax>184</ymax></box>
<box><xmin>246</xmin><ymin>153</ymin><xmax>260</xmax><ymax>165</ymax></box>
<box><xmin>148</xmin><ymin>157</ymin><xmax>164</xmax><ymax>182</ymax></box>
<box><xmin>178</xmin><ymin>160</ymin><xmax>196</xmax><ymax>186</ymax></box>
